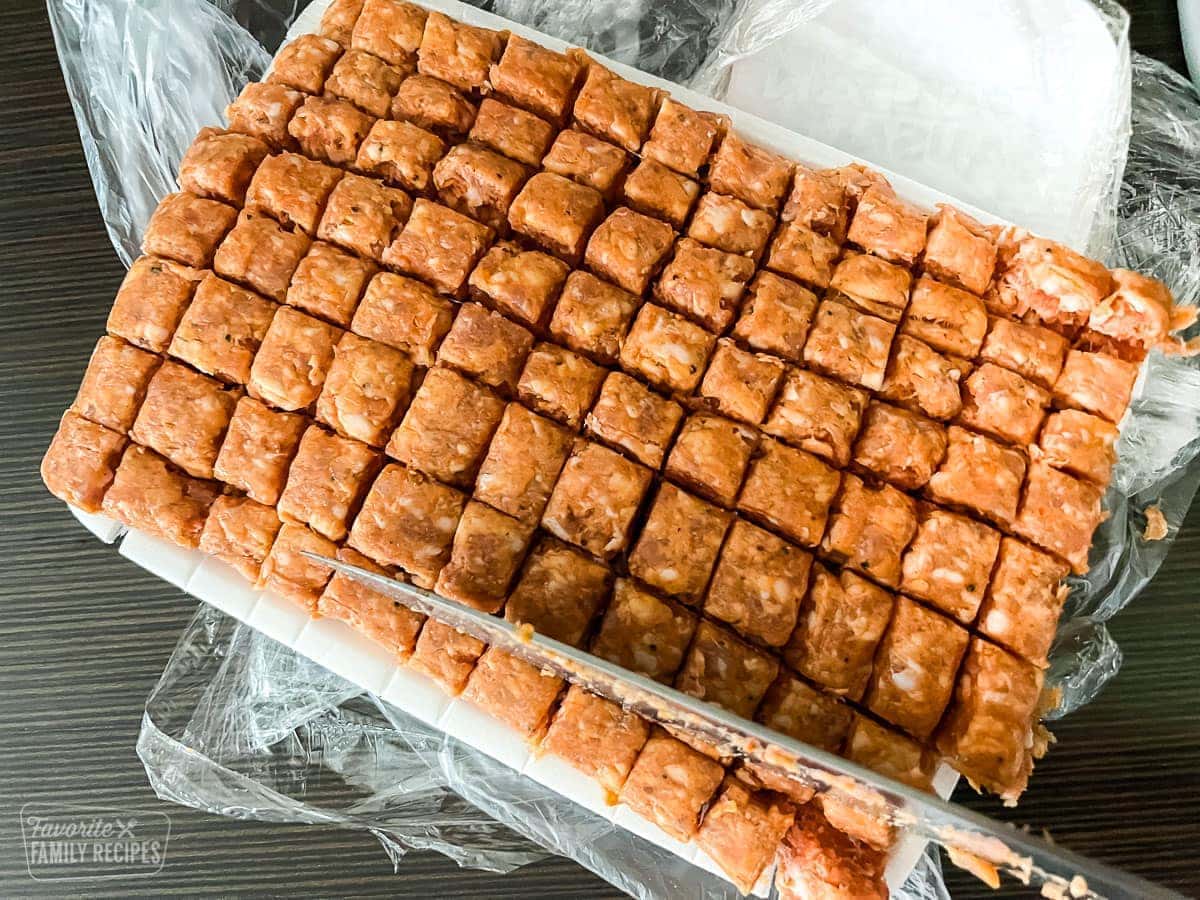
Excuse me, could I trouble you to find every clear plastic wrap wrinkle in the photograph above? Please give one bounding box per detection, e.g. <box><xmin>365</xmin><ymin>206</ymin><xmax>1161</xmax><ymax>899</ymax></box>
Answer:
<box><xmin>48</xmin><ymin>0</ymin><xmax>1200</xmax><ymax>896</ymax></box>
<box><xmin>47</xmin><ymin>0</ymin><xmax>274</xmax><ymax>267</ymax></box>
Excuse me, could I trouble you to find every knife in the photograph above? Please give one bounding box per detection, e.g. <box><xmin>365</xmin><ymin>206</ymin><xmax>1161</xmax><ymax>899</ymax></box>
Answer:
<box><xmin>305</xmin><ymin>552</ymin><xmax>1178</xmax><ymax>900</ymax></box>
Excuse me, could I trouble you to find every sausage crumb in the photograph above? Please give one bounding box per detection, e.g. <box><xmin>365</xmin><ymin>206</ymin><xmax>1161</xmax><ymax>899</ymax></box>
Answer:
<box><xmin>946</xmin><ymin>846</ymin><xmax>1000</xmax><ymax>889</ymax></box>
<box><xmin>1143</xmin><ymin>503</ymin><xmax>1168</xmax><ymax>540</ymax></box>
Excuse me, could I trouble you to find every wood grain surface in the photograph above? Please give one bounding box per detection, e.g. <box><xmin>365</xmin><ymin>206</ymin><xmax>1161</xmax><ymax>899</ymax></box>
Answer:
<box><xmin>1</xmin><ymin>1</ymin><xmax>1196</xmax><ymax>896</ymax></box>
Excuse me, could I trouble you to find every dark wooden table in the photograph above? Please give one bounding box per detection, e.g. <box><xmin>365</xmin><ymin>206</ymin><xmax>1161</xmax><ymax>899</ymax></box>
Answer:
<box><xmin>1</xmin><ymin>2</ymin><xmax>1196</xmax><ymax>896</ymax></box>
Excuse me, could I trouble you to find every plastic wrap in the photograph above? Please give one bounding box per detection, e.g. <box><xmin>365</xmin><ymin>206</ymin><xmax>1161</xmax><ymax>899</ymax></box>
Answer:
<box><xmin>47</xmin><ymin>0</ymin><xmax>1200</xmax><ymax>895</ymax></box>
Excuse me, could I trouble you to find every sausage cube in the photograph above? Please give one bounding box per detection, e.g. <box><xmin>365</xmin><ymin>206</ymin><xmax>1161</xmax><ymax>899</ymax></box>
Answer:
<box><xmin>1052</xmin><ymin>348</ymin><xmax>1139</xmax><ymax>423</ymax></box>
<box><xmin>757</xmin><ymin>673</ymin><xmax>852</xmax><ymax>753</ymax></box>
<box><xmin>461</xmin><ymin>647</ymin><xmax>563</xmax><ymax>738</ymax></box>
<box><xmin>347</xmin><ymin>463</ymin><xmax>466</xmax><ymax>587</ymax></box>
<box><xmin>178</xmin><ymin>128</ymin><xmax>270</xmax><ymax>206</ymax></box>
<box><xmin>542</xmin><ymin>686</ymin><xmax>649</xmax><ymax>793</ymax></box>
<box><xmin>705</xmin><ymin>518</ymin><xmax>812</xmax><ymax>647</ymax></box>
<box><xmin>866</xmin><ymin>596</ymin><xmax>969</xmax><ymax>739</ymax></box>
<box><xmin>842</xmin><ymin>714</ymin><xmax>935</xmax><ymax>793</ymax></box>
<box><xmin>435</xmin><ymin>501</ymin><xmax>535</xmax><ymax>613</ymax></box>
<box><xmin>675</xmin><ymin>620</ymin><xmax>780</xmax><ymax>720</ymax></box>
<box><xmin>828</xmin><ymin>251</ymin><xmax>912</xmax><ymax>322</ymax></box>
<box><xmin>901</xmin><ymin>506</ymin><xmax>1001</xmax><ymax>624</ymax></box>
<box><xmin>654</xmin><ymin>237</ymin><xmax>754</xmax><ymax>332</ymax></box>
<box><xmin>926</xmin><ymin>426</ymin><xmax>1027</xmax><ymax>526</ymax></box>
<box><xmin>435</xmin><ymin>302</ymin><xmax>533</xmax><ymax>392</ymax></box>
<box><xmin>354</xmin><ymin>118</ymin><xmax>445</xmax><ymax>192</ymax></box>
<box><xmin>200</xmin><ymin>495</ymin><xmax>282</xmax><ymax>582</ymax></box>
<box><xmin>317</xmin><ymin>547</ymin><xmax>424</xmax><ymax>657</ymax></box>
<box><xmin>516</xmin><ymin>342</ymin><xmax>605</xmax><ymax>429</ymax></box>
<box><xmin>386</xmin><ymin>366</ymin><xmax>505</xmax><ymax>487</ymax></box>
<box><xmin>325</xmin><ymin>48</ymin><xmax>405</xmax><ymax>117</ymax></box>
<box><xmin>504</xmin><ymin>537</ymin><xmax>611</xmax><ymax>646</ymax></box>
<box><xmin>619</xmin><ymin>731</ymin><xmax>724</xmax><ymax>842</ymax></box>
<box><xmin>277</xmin><ymin>425</ymin><xmax>380</xmax><ymax>541</ymax></box>
<box><xmin>785</xmin><ymin>564</ymin><xmax>893</xmax><ymax>700</ymax></box>
<box><xmin>286</xmin><ymin>241</ymin><xmax>376</xmax><ymax>327</ymax></box>
<box><xmin>731</xmin><ymin>271</ymin><xmax>818</xmax><ymax>361</ymax></box>
<box><xmin>167</xmin><ymin>274</ymin><xmax>277</xmax><ymax>384</ymax></box>
<box><xmin>131</xmin><ymin>361</ymin><xmax>240</xmax><ymax>479</ymax></box>
<box><xmin>245</xmin><ymin>152</ymin><xmax>343</xmax><ymax>235</ymax></box>
<box><xmin>101</xmin><ymin>445</ymin><xmax>219</xmax><ymax>548</ymax></box>
<box><xmin>618</xmin><ymin>303</ymin><xmax>714</xmax><ymax>394</ymax></box>
<box><xmin>541</xmin><ymin>440</ymin><xmax>652</xmax><ymax>559</ymax></box>
<box><xmin>548</xmin><ymin>270</ymin><xmax>640</xmax><ymax>363</ymax></box>
<box><xmin>697</xmin><ymin>339</ymin><xmax>784</xmax><ymax>425</ymax></box>
<box><xmin>641</xmin><ymin>98</ymin><xmax>726</xmax><ymax>178</ymax></box>
<box><xmin>687</xmin><ymin>192</ymin><xmax>775</xmax><ymax>261</ymax></box>
<box><xmin>488</xmin><ymin>34</ymin><xmax>583</xmax><ymax>124</ymax></box>
<box><xmin>696</xmin><ymin>779</ymin><xmax>796</xmax><ymax>896</ymax></box>
<box><xmin>468</xmin><ymin>98</ymin><xmax>556</xmax><ymax>167</ymax></box>
<box><xmin>590</xmin><ymin>578</ymin><xmax>697</xmax><ymax>683</ymax></box>
<box><xmin>847</xmin><ymin>184</ymin><xmax>927</xmax><ymax>265</ymax></box>
<box><xmin>803</xmin><ymin>299</ymin><xmax>896</xmax><ymax>392</ymax></box>
<box><xmin>390</xmin><ymin>74</ymin><xmax>476</xmax><ymax>138</ymax></box>
<box><xmin>765</xmin><ymin>222</ymin><xmax>840</xmax><ymax>290</ymax></box>
<box><xmin>571</xmin><ymin>62</ymin><xmax>661</xmax><ymax>152</ymax></box>
<box><xmin>738</xmin><ymin>438</ymin><xmax>841</xmax><ymax>547</ymax></box>
<box><xmin>621</xmin><ymin>158</ymin><xmax>700</xmax><ymax>228</ymax></box>
<box><xmin>585</xmin><ymin>372</ymin><xmax>683</xmax><ymax>469</ymax></box>
<box><xmin>1012</xmin><ymin>461</ymin><xmax>1106</xmax><ymax>573</ymax></box>
<box><xmin>782</xmin><ymin>165</ymin><xmax>850</xmax><ymax>241</ymax></box>
<box><xmin>879</xmin><ymin>335</ymin><xmax>967</xmax><ymax>421</ymax></box>
<box><xmin>214</xmin><ymin>397</ymin><xmax>307</xmax><ymax>505</ymax></box>
<box><xmin>416</xmin><ymin>11</ymin><xmax>503</xmax><ymax>93</ymax></box>
<box><xmin>225</xmin><ymin>82</ymin><xmax>304</xmax><ymax>149</ymax></box>
<box><xmin>764</xmin><ymin>367</ymin><xmax>868</xmax><ymax>467</ymax></box>
<box><xmin>383</xmin><ymin>198</ymin><xmax>493</xmax><ymax>297</ymax></box>
<box><xmin>409</xmin><ymin>618</ymin><xmax>484</xmax><ymax>694</ymax></box>
<box><xmin>1038</xmin><ymin>408</ymin><xmax>1119</xmax><ymax>486</ymax></box>
<box><xmin>107</xmin><ymin>256</ymin><xmax>204</xmax><ymax>354</ymax></box>
<box><xmin>665</xmin><ymin>413</ymin><xmax>757</xmax><ymax>508</ymax></box>
<box><xmin>469</xmin><ymin>241</ymin><xmax>569</xmax><ymax>328</ymax></box>
<box><xmin>958</xmin><ymin>362</ymin><xmax>1050</xmax><ymax>445</ymax></box>
<box><xmin>433</xmin><ymin>143</ymin><xmax>528</xmax><ymax>232</ymax></box>
<box><xmin>316</xmin><ymin>332</ymin><xmax>415</xmax><ymax>447</ymax></box>
<box><xmin>350</xmin><ymin>0</ymin><xmax>427</xmax><ymax>66</ymax></box>
<box><xmin>287</xmin><ymin>95</ymin><xmax>375</xmax><ymax>166</ymax></box>
<box><xmin>776</xmin><ymin>805</ymin><xmax>888</xmax><ymax>899</ymax></box>
<box><xmin>708</xmin><ymin>133</ymin><xmax>793</xmax><ymax>213</ymax></box>
<box><xmin>351</xmin><ymin>271</ymin><xmax>454</xmax><ymax>365</ymax></box>
<box><xmin>923</xmin><ymin>205</ymin><xmax>998</xmax><ymax>296</ymax></box>
<box><xmin>821</xmin><ymin>474</ymin><xmax>918</xmax><ymax>588</ymax></box>
<box><xmin>214</xmin><ymin>210</ymin><xmax>311</xmax><ymax>302</ymax></box>
<box><xmin>935</xmin><ymin>639</ymin><xmax>1043</xmax><ymax>800</ymax></box>
<box><xmin>317</xmin><ymin>173</ymin><xmax>412</xmax><ymax>261</ymax></box>
<box><xmin>41</xmin><ymin>412</ymin><xmax>126</xmax><ymax>513</ymax></box>
<box><xmin>851</xmin><ymin>401</ymin><xmax>947</xmax><ymax>490</ymax></box>
<box><xmin>901</xmin><ymin>276</ymin><xmax>988</xmax><ymax>358</ymax></box>
<box><xmin>977</xmin><ymin>537</ymin><xmax>1069</xmax><ymax>666</ymax></box>
<box><xmin>509</xmin><ymin>172</ymin><xmax>605</xmax><ymax>264</ymax></box>
<box><xmin>258</xmin><ymin>522</ymin><xmax>338</xmax><ymax>610</ymax></box>
<box><xmin>628</xmin><ymin>483</ymin><xmax>731</xmax><ymax>601</ymax></box>
<box><xmin>980</xmin><ymin>316</ymin><xmax>1068</xmax><ymax>388</ymax></box>
<box><xmin>268</xmin><ymin>33</ymin><xmax>342</xmax><ymax>94</ymax></box>
<box><xmin>71</xmin><ymin>336</ymin><xmax>160</xmax><ymax>434</ymax></box>
<box><xmin>541</xmin><ymin>128</ymin><xmax>628</xmax><ymax>197</ymax></box>
<box><xmin>142</xmin><ymin>192</ymin><xmax>237</xmax><ymax>269</ymax></box>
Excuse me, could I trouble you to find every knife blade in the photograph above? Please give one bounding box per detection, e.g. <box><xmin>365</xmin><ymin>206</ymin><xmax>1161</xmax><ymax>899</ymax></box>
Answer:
<box><xmin>305</xmin><ymin>552</ymin><xmax>1178</xmax><ymax>900</ymax></box>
